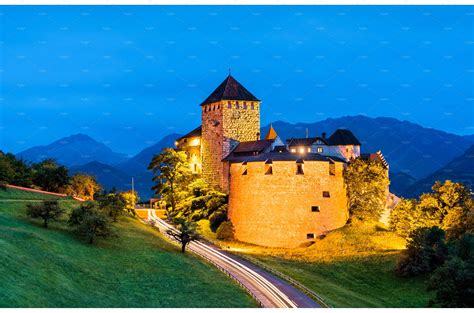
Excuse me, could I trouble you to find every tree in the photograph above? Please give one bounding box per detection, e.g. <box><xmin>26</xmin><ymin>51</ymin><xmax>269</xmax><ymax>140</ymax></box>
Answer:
<box><xmin>344</xmin><ymin>158</ymin><xmax>389</xmax><ymax>221</ymax></box>
<box><xmin>0</xmin><ymin>152</ymin><xmax>33</xmax><ymax>186</ymax></box>
<box><xmin>68</xmin><ymin>202</ymin><xmax>112</xmax><ymax>244</ymax></box>
<box><xmin>32</xmin><ymin>159</ymin><xmax>69</xmax><ymax>192</ymax></box>
<box><xmin>390</xmin><ymin>198</ymin><xmax>419</xmax><ymax>237</ymax></box>
<box><xmin>428</xmin><ymin>234</ymin><xmax>474</xmax><ymax>307</ymax></box>
<box><xmin>120</xmin><ymin>190</ymin><xmax>139</xmax><ymax>216</ymax></box>
<box><xmin>176</xmin><ymin>178</ymin><xmax>228</xmax><ymax>230</ymax></box>
<box><xmin>26</xmin><ymin>200</ymin><xmax>65</xmax><ymax>228</ymax></box>
<box><xmin>98</xmin><ymin>193</ymin><xmax>126</xmax><ymax>222</ymax></box>
<box><xmin>148</xmin><ymin>148</ymin><xmax>193</xmax><ymax>218</ymax></box>
<box><xmin>395</xmin><ymin>227</ymin><xmax>448</xmax><ymax>277</ymax></box>
<box><xmin>67</xmin><ymin>173</ymin><xmax>102</xmax><ymax>200</ymax></box>
<box><xmin>390</xmin><ymin>181</ymin><xmax>473</xmax><ymax>239</ymax></box>
<box><xmin>166</xmin><ymin>218</ymin><xmax>199</xmax><ymax>253</ymax></box>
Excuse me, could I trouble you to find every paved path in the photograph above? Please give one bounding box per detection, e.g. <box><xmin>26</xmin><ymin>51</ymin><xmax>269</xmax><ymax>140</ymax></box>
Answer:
<box><xmin>144</xmin><ymin>209</ymin><xmax>320</xmax><ymax>308</ymax></box>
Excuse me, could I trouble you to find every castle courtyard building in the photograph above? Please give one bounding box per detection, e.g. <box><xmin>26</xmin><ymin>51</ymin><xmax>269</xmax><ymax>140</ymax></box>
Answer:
<box><xmin>176</xmin><ymin>74</ymin><xmax>385</xmax><ymax>248</ymax></box>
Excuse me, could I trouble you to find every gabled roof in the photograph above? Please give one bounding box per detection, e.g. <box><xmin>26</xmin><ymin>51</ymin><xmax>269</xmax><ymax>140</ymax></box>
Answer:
<box><xmin>200</xmin><ymin>75</ymin><xmax>260</xmax><ymax>106</ymax></box>
<box><xmin>177</xmin><ymin>126</ymin><xmax>201</xmax><ymax>141</ymax></box>
<box><xmin>231</xmin><ymin>139</ymin><xmax>274</xmax><ymax>154</ymax></box>
<box><xmin>327</xmin><ymin>129</ymin><xmax>361</xmax><ymax>146</ymax></box>
<box><xmin>286</xmin><ymin>137</ymin><xmax>318</xmax><ymax>146</ymax></box>
<box><xmin>264</xmin><ymin>123</ymin><xmax>278</xmax><ymax>140</ymax></box>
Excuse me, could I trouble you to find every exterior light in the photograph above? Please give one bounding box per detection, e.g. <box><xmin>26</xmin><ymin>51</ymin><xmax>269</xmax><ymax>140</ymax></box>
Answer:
<box><xmin>299</xmin><ymin>147</ymin><xmax>305</xmax><ymax>154</ymax></box>
<box><xmin>190</xmin><ymin>138</ymin><xmax>200</xmax><ymax>146</ymax></box>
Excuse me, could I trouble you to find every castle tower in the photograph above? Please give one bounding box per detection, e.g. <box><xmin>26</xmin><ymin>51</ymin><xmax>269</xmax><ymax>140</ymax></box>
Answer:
<box><xmin>200</xmin><ymin>74</ymin><xmax>261</xmax><ymax>191</ymax></box>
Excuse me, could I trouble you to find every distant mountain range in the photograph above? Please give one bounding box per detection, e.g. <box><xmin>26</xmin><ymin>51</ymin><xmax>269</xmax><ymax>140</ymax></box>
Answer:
<box><xmin>14</xmin><ymin>116</ymin><xmax>474</xmax><ymax>200</ymax></box>
<box><xmin>116</xmin><ymin>133</ymin><xmax>182</xmax><ymax>199</ymax></box>
<box><xmin>404</xmin><ymin>144</ymin><xmax>474</xmax><ymax>197</ymax></box>
<box><xmin>16</xmin><ymin>134</ymin><xmax>129</xmax><ymax>167</ymax></box>
<box><xmin>262</xmin><ymin>116</ymin><xmax>474</xmax><ymax>179</ymax></box>
<box><xmin>70</xmin><ymin>161</ymin><xmax>132</xmax><ymax>192</ymax></box>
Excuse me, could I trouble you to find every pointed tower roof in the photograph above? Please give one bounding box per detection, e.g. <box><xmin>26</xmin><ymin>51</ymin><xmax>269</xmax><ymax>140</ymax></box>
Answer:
<box><xmin>264</xmin><ymin>123</ymin><xmax>278</xmax><ymax>140</ymax></box>
<box><xmin>200</xmin><ymin>74</ymin><xmax>260</xmax><ymax>106</ymax></box>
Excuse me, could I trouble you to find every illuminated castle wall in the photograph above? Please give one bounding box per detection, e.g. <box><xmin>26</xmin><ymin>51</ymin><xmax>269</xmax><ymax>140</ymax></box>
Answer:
<box><xmin>175</xmin><ymin>74</ymin><xmax>382</xmax><ymax>248</ymax></box>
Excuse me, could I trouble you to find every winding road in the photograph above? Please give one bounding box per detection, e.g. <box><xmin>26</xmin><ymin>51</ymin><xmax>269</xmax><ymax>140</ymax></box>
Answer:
<box><xmin>143</xmin><ymin>208</ymin><xmax>321</xmax><ymax>308</ymax></box>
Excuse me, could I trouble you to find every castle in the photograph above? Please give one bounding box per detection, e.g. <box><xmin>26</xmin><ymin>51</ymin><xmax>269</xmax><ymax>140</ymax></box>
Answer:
<box><xmin>176</xmin><ymin>74</ymin><xmax>388</xmax><ymax>248</ymax></box>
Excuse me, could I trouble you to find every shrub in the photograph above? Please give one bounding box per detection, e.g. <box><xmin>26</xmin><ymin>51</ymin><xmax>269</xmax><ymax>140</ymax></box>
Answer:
<box><xmin>216</xmin><ymin>221</ymin><xmax>234</xmax><ymax>240</ymax></box>
<box><xmin>395</xmin><ymin>227</ymin><xmax>447</xmax><ymax>277</ymax></box>
<box><xmin>428</xmin><ymin>257</ymin><xmax>474</xmax><ymax>307</ymax></box>
<box><xmin>68</xmin><ymin>202</ymin><xmax>112</xmax><ymax>244</ymax></box>
<box><xmin>209</xmin><ymin>206</ymin><xmax>228</xmax><ymax>232</ymax></box>
<box><xmin>26</xmin><ymin>200</ymin><xmax>65</xmax><ymax>228</ymax></box>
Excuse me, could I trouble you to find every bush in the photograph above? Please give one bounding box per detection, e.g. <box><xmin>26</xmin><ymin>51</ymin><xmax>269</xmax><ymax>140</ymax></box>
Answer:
<box><xmin>395</xmin><ymin>227</ymin><xmax>447</xmax><ymax>277</ymax></box>
<box><xmin>26</xmin><ymin>200</ymin><xmax>65</xmax><ymax>228</ymax></box>
<box><xmin>216</xmin><ymin>221</ymin><xmax>234</xmax><ymax>241</ymax></box>
<box><xmin>428</xmin><ymin>256</ymin><xmax>474</xmax><ymax>307</ymax></box>
<box><xmin>68</xmin><ymin>202</ymin><xmax>112</xmax><ymax>244</ymax></box>
<box><xmin>209</xmin><ymin>206</ymin><xmax>227</xmax><ymax>232</ymax></box>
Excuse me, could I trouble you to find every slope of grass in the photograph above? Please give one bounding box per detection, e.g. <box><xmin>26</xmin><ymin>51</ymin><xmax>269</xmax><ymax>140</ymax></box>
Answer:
<box><xmin>0</xmin><ymin>195</ymin><xmax>256</xmax><ymax>308</ymax></box>
<box><xmin>201</xmin><ymin>220</ymin><xmax>432</xmax><ymax>308</ymax></box>
<box><xmin>253</xmin><ymin>254</ymin><xmax>431</xmax><ymax>308</ymax></box>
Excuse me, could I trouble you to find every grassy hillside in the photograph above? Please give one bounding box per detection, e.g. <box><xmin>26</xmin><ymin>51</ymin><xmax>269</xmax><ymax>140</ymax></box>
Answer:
<box><xmin>202</xmin><ymin>221</ymin><xmax>432</xmax><ymax>308</ymax></box>
<box><xmin>0</xmin><ymin>191</ymin><xmax>256</xmax><ymax>308</ymax></box>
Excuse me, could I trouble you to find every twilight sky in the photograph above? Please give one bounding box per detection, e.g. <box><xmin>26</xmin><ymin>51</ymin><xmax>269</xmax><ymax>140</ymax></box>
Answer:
<box><xmin>1</xmin><ymin>5</ymin><xmax>473</xmax><ymax>155</ymax></box>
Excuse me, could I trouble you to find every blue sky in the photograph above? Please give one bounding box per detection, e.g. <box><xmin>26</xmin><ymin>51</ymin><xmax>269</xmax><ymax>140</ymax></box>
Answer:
<box><xmin>1</xmin><ymin>5</ymin><xmax>473</xmax><ymax>155</ymax></box>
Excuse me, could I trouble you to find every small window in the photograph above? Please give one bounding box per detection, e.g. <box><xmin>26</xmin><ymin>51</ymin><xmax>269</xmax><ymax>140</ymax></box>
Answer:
<box><xmin>193</xmin><ymin>164</ymin><xmax>198</xmax><ymax>173</ymax></box>
<box><xmin>329</xmin><ymin>161</ymin><xmax>336</xmax><ymax>176</ymax></box>
<box><xmin>323</xmin><ymin>191</ymin><xmax>330</xmax><ymax>198</ymax></box>
<box><xmin>307</xmin><ymin>233</ymin><xmax>315</xmax><ymax>239</ymax></box>
<box><xmin>251</xmin><ymin>103</ymin><xmax>254</xmax><ymax>110</ymax></box>
<box><xmin>317</xmin><ymin>147</ymin><xmax>323</xmax><ymax>153</ymax></box>
<box><xmin>228</xmin><ymin>103</ymin><xmax>232</xmax><ymax>109</ymax></box>
<box><xmin>265</xmin><ymin>164</ymin><xmax>273</xmax><ymax>175</ymax></box>
<box><xmin>291</xmin><ymin>148</ymin><xmax>296</xmax><ymax>153</ymax></box>
<box><xmin>243</xmin><ymin>103</ymin><xmax>247</xmax><ymax>109</ymax></box>
<box><xmin>236</xmin><ymin>103</ymin><xmax>239</xmax><ymax>109</ymax></box>
<box><xmin>241</xmin><ymin>162</ymin><xmax>248</xmax><ymax>175</ymax></box>
<box><xmin>311</xmin><ymin>206</ymin><xmax>320</xmax><ymax>212</ymax></box>
<box><xmin>307</xmin><ymin>147</ymin><xmax>311</xmax><ymax>152</ymax></box>
<box><xmin>296</xmin><ymin>164</ymin><xmax>304</xmax><ymax>175</ymax></box>
<box><xmin>299</xmin><ymin>147</ymin><xmax>305</xmax><ymax>154</ymax></box>
<box><xmin>346</xmin><ymin>147</ymin><xmax>350</xmax><ymax>153</ymax></box>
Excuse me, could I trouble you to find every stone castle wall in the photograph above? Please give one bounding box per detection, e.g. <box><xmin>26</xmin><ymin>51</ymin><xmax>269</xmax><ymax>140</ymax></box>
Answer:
<box><xmin>201</xmin><ymin>101</ymin><xmax>224</xmax><ymax>190</ymax></box>
<box><xmin>201</xmin><ymin>100</ymin><xmax>261</xmax><ymax>191</ymax></box>
<box><xmin>228</xmin><ymin>160</ymin><xmax>349</xmax><ymax>248</ymax></box>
